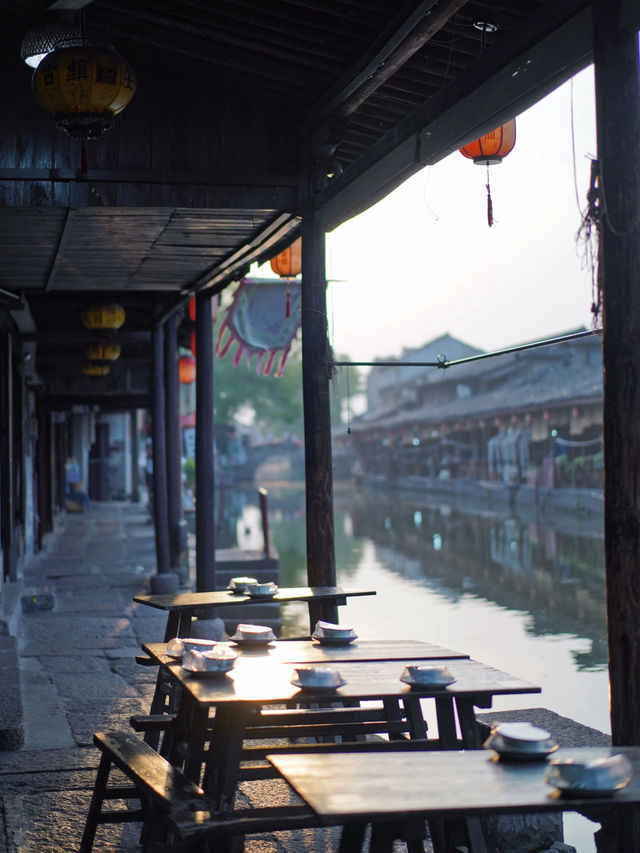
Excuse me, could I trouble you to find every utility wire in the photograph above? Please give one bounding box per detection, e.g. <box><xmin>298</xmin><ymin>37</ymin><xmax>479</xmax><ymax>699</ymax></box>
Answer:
<box><xmin>333</xmin><ymin>328</ymin><xmax>601</xmax><ymax>370</ymax></box>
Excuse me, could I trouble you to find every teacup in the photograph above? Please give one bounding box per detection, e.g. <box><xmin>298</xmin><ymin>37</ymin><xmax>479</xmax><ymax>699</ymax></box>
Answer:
<box><xmin>314</xmin><ymin>620</ymin><xmax>354</xmax><ymax>638</ymax></box>
<box><xmin>402</xmin><ymin>664</ymin><xmax>454</xmax><ymax>685</ymax></box>
<box><xmin>182</xmin><ymin>637</ymin><xmax>218</xmax><ymax>653</ymax></box>
<box><xmin>245</xmin><ymin>581</ymin><xmax>278</xmax><ymax>596</ymax></box>
<box><xmin>183</xmin><ymin>647</ymin><xmax>237</xmax><ymax>674</ymax></box>
<box><xmin>229</xmin><ymin>576</ymin><xmax>257</xmax><ymax>591</ymax></box>
<box><xmin>294</xmin><ymin>666</ymin><xmax>343</xmax><ymax>688</ymax></box>
<box><xmin>237</xmin><ymin>623</ymin><xmax>272</xmax><ymax>641</ymax></box>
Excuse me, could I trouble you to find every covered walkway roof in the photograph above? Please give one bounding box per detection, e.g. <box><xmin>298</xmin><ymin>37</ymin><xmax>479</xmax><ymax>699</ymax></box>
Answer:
<box><xmin>0</xmin><ymin>0</ymin><xmax>598</xmax><ymax>399</ymax></box>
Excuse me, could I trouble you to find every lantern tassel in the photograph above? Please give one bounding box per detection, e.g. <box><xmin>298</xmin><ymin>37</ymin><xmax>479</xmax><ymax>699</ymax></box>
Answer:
<box><xmin>81</xmin><ymin>140</ymin><xmax>88</xmax><ymax>177</ymax></box>
<box><xmin>285</xmin><ymin>281</ymin><xmax>291</xmax><ymax>318</ymax></box>
<box><xmin>486</xmin><ymin>167</ymin><xmax>493</xmax><ymax>227</ymax></box>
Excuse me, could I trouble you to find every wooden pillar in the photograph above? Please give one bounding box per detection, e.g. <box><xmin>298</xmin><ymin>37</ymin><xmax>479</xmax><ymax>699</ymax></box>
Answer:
<box><xmin>301</xmin><ymin>211</ymin><xmax>337</xmax><ymax>623</ymax></box>
<box><xmin>164</xmin><ymin>314</ymin><xmax>184</xmax><ymax>569</ymax></box>
<box><xmin>151</xmin><ymin>321</ymin><xmax>172</xmax><ymax>577</ymax></box>
<box><xmin>195</xmin><ymin>291</ymin><xmax>216</xmax><ymax>591</ymax></box>
<box><xmin>36</xmin><ymin>402</ymin><xmax>52</xmax><ymax>540</ymax></box>
<box><xmin>0</xmin><ymin>332</ymin><xmax>15</xmax><ymax>582</ymax></box>
<box><xmin>130</xmin><ymin>410</ymin><xmax>140</xmax><ymax>503</ymax></box>
<box><xmin>593</xmin><ymin>0</ymin><xmax>640</xmax><ymax>748</ymax></box>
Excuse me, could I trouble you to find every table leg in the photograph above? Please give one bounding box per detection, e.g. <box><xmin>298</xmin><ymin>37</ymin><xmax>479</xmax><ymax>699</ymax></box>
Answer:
<box><xmin>434</xmin><ymin>696</ymin><xmax>458</xmax><ymax>748</ymax></box>
<box><xmin>163</xmin><ymin>610</ymin><xmax>182</xmax><ymax>642</ymax></box>
<box><xmin>455</xmin><ymin>697</ymin><xmax>482</xmax><ymax>748</ymax></box>
<box><xmin>308</xmin><ymin>600</ymin><xmax>340</xmax><ymax>633</ymax></box>
<box><xmin>203</xmin><ymin>702</ymin><xmax>250</xmax><ymax>811</ymax></box>
<box><xmin>338</xmin><ymin>823</ymin><xmax>367</xmax><ymax>853</ymax></box>
<box><xmin>401</xmin><ymin>695</ymin><xmax>428</xmax><ymax>740</ymax></box>
<box><xmin>369</xmin><ymin>822</ymin><xmax>395</xmax><ymax>853</ymax></box>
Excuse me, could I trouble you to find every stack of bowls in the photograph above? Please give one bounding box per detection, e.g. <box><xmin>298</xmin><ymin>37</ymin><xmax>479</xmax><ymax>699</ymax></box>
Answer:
<box><xmin>483</xmin><ymin>721</ymin><xmax>559</xmax><ymax>761</ymax></box>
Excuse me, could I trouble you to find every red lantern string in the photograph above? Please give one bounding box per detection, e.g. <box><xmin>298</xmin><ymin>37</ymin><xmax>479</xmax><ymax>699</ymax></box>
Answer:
<box><xmin>486</xmin><ymin>166</ymin><xmax>494</xmax><ymax>227</ymax></box>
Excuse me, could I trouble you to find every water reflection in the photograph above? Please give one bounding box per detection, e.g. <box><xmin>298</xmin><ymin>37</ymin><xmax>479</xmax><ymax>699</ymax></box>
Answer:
<box><xmin>344</xmin><ymin>492</ymin><xmax>607</xmax><ymax>671</ymax></box>
<box><xmin>230</xmin><ymin>482</ymin><xmax>606</xmax><ymax>673</ymax></box>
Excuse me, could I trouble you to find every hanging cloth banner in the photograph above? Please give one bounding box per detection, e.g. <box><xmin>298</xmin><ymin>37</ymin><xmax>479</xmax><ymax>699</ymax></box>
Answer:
<box><xmin>215</xmin><ymin>278</ymin><xmax>302</xmax><ymax>376</ymax></box>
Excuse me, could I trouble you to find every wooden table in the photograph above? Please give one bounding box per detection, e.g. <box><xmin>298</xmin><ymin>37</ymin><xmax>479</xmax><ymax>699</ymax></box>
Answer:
<box><xmin>159</xmin><ymin>655</ymin><xmax>540</xmax><ymax>812</ymax></box>
<box><xmin>143</xmin><ymin>638</ymin><xmax>471</xmax><ymax>667</ymax></box>
<box><xmin>134</xmin><ymin>586</ymin><xmax>376</xmax><ymax>640</ymax></box>
<box><xmin>268</xmin><ymin>747</ymin><xmax>640</xmax><ymax>853</ymax></box>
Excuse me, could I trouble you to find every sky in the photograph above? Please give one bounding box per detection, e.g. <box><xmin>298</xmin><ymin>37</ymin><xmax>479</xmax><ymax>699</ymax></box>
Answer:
<box><xmin>252</xmin><ymin>66</ymin><xmax>598</xmax><ymax>366</ymax></box>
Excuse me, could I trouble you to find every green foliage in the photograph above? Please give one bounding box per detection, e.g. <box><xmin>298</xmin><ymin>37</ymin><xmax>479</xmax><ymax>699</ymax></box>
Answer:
<box><xmin>213</xmin><ymin>343</ymin><xmax>364</xmax><ymax>436</ymax></box>
<box><xmin>214</xmin><ymin>343</ymin><xmax>304</xmax><ymax>434</ymax></box>
<box><xmin>183</xmin><ymin>457</ymin><xmax>195</xmax><ymax>489</ymax></box>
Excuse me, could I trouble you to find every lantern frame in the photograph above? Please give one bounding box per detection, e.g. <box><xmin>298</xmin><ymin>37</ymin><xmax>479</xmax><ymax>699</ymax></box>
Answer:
<box><xmin>270</xmin><ymin>237</ymin><xmax>301</xmax><ymax>277</ymax></box>
<box><xmin>459</xmin><ymin>119</ymin><xmax>516</xmax><ymax>165</ymax></box>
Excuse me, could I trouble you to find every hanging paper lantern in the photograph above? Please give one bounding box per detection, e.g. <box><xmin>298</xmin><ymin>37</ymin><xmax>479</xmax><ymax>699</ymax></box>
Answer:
<box><xmin>270</xmin><ymin>238</ymin><xmax>301</xmax><ymax>277</ymax></box>
<box><xmin>459</xmin><ymin>119</ymin><xmax>516</xmax><ymax>165</ymax></box>
<box><xmin>85</xmin><ymin>341</ymin><xmax>121</xmax><ymax>362</ymax></box>
<box><xmin>179</xmin><ymin>355</ymin><xmax>196</xmax><ymax>384</ymax></box>
<box><xmin>188</xmin><ymin>296</ymin><xmax>196</xmax><ymax>322</ymax></box>
<box><xmin>459</xmin><ymin>119</ymin><xmax>516</xmax><ymax>227</ymax></box>
<box><xmin>32</xmin><ymin>45</ymin><xmax>136</xmax><ymax>141</ymax></box>
<box><xmin>81</xmin><ymin>303</ymin><xmax>126</xmax><ymax>334</ymax></box>
<box><xmin>82</xmin><ymin>361</ymin><xmax>110</xmax><ymax>377</ymax></box>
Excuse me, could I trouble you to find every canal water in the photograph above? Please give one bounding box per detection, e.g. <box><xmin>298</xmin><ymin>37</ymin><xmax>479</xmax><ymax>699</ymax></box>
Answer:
<box><xmin>224</xmin><ymin>479</ymin><xmax>608</xmax><ymax>852</ymax></box>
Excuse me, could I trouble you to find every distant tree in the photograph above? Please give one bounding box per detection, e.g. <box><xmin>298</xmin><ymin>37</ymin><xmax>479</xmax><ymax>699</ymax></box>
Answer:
<box><xmin>214</xmin><ymin>342</ymin><xmax>303</xmax><ymax>435</ymax></box>
<box><xmin>213</xmin><ymin>344</ymin><xmax>363</xmax><ymax>436</ymax></box>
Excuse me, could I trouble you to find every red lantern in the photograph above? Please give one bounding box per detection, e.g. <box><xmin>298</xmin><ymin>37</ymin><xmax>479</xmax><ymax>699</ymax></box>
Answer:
<box><xmin>459</xmin><ymin>119</ymin><xmax>516</xmax><ymax>165</ymax></box>
<box><xmin>188</xmin><ymin>297</ymin><xmax>196</xmax><ymax>322</ymax></box>
<box><xmin>460</xmin><ymin>119</ymin><xmax>516</xmax><ymax>226</ymax></box>
<box><xmin>179</xmin><ymin>355</ymin><xmax>196</xmax><ymax>384</ymax></box>
<box><xmin>190</xmin><ymin>329</ymin><xmax>196</xmax><ymax>357</ymax></box>
<box><xmin>270</xmin><ymin>238</ymin><xmax>301</xmax><ymax>277</ymax></box>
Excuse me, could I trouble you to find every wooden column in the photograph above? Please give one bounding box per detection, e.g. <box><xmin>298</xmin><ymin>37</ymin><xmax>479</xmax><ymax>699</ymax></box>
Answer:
<box><xmin>36</xmin><ymin>402</ymin><xmax>52</xmax><ymax>540</ymax></box>
<box><xmin>301</xmin><ymin>211</ymin><xmax>337</xmax><ymax>624</ymax></box>
<box><xmin>195</xmin><ymin>291</ymin><xmax>216</xmax><ymax>591</ymax></box>
<box><xmin>151</xmin><ymin>321</ymin><xmax>172</xmax><ymax>576</ymax></box>
<box><xmin>0</xmin><ymin>332</ymin><xmax>14</xmax><ymax>582</ymax></box>
<box><xmin>130</xmin><ymin>410</ymin><xmax>140</xmax><ymax>504</ymax></box>
<box><xmin>593</xmin><ymin>0</ymin><xmax>640</xmax><ymax>748</ymax></box>
<box><xmin>164</xmin><ymin>313</ymin><xmax>184</xmax><ymax>569</ymax></box>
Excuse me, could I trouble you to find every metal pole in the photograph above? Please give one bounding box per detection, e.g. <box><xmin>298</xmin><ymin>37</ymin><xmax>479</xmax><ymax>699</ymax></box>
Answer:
<box><xmin>259</xmin><ymin>487</ymin><xmax>271</xmax><ymax>558</ymax></box>
<box><xmin>130</xmin><ymin>409</ymin><xmax>139</xmax><ymax>503</ymax></box>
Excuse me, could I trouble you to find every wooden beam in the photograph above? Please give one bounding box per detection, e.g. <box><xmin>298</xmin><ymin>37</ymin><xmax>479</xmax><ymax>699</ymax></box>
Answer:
<box><xmin>45</xmin><ymin>208</ymin><xmax>75</xmax><ymax>291</ymax></box>
<box><xmin>164</xmin><ymin>313</ymin><xmax>183</xmax><ymax>571</ymax></box>
<box><xmin>311</xmin><ymin>0</ymin><xmax>467</xmax><ymax>122</ymax></box>
<box><xmin>318</xmin><ymin>0</ymin><xmax>594</xmax><ymax>230</ymax></box>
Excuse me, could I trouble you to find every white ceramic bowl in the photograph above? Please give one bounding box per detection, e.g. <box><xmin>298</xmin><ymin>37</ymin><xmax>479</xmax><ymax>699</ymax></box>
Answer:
<box><xmin>182</xmin><ymin>638</ymin><xmax>218</xmax><ymax>653</ymax></box>
<box><xmin>294</xmin><ymin>666</ymin><xmax>344</xmax><ymax>688</ymax></box>
<box><xmin>228</xmin><ymin>576</ymin><xmax>258</xmax><ymax>591</ymax></box>
<box><xmin>237</xmin><ymin>623</ymin><xmax>273</xmax><ymax>641</ymax></box>
<box><xmin>401</xmin><ymin>664</ymin><xmax>455</xmax><ymax>686</ymax></box>
<box><xmin>166</xmin><ymin>637</ymin><xmax>185</xmax><ymax>657</ymax></box>
<box><xmin>182</xmin><ymin>648</ymin><xmax>237</xmax><ymax>675</ymax></box>
<box><xmin>493</xmin><ymin>722</ymin><xmax>552</xmax><ymax>746</ymax></box>
<box><xmin>314</xmin><ymin>620</ymin><xmax>354</xmax><ymax>638</ymax></box>
<box><xmin>546</xmin><ymin>753</ymin><xmax>632</xmax><ymax>793</ymax></box>
<box><xmin>246</xmin><ymin>581</ymin><xmax>278</xmax><ymax>596</ymax></box>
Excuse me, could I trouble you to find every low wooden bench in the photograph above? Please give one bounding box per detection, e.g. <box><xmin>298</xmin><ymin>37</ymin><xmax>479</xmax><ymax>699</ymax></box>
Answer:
<box><xmin>80</xmin><ymin>730</ymin><xmax>324</xmax><ymax>853</ymax></box>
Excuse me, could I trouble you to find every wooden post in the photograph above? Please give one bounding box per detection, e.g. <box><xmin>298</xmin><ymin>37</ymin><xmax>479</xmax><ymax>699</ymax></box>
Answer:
<box><xmin>593</xmin><ymin>0</ymin><xmax>640</xmax><ymax>748</ymax></box>
<box><xmin>151</xmin><ymin>321</ymin><xmax>172</xmax><ymax>579</ymax></box>
<box><xmin>301</xmin><ymin>210</ymin><xmax>337</xmax><ymax>625</ymax></box>
<box><xmin>0</xmin><ymin>332</ymin><xmax>15</xmax><ymax>582</ymax></box>
<box><xmin>164</xmin><ymin>313</ymin><xmax>184</xmax><ymax>570</ymax></box>
<box><xmin>130</xmin><ymin>409</ymin><xmax>140</xmax><ymax>504</ymax></box>
<box><xmin>195</xmin><ymin>291</ymin><xmax>216</xmax><ymax>592</ymax></box>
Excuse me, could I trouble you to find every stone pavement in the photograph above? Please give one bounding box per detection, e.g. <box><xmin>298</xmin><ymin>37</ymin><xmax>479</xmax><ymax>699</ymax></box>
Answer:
<box><xmin>0</xmin><ymin>501</ymin><xmax>350</xmax><ymax>853</ymax></box>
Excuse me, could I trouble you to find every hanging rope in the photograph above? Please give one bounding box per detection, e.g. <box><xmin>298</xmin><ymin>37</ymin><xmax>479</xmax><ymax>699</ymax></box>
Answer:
<box><xmin>486</xmin><ymin>165</ymin><xmax>494</xmax><ymax>227</ymax></box>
